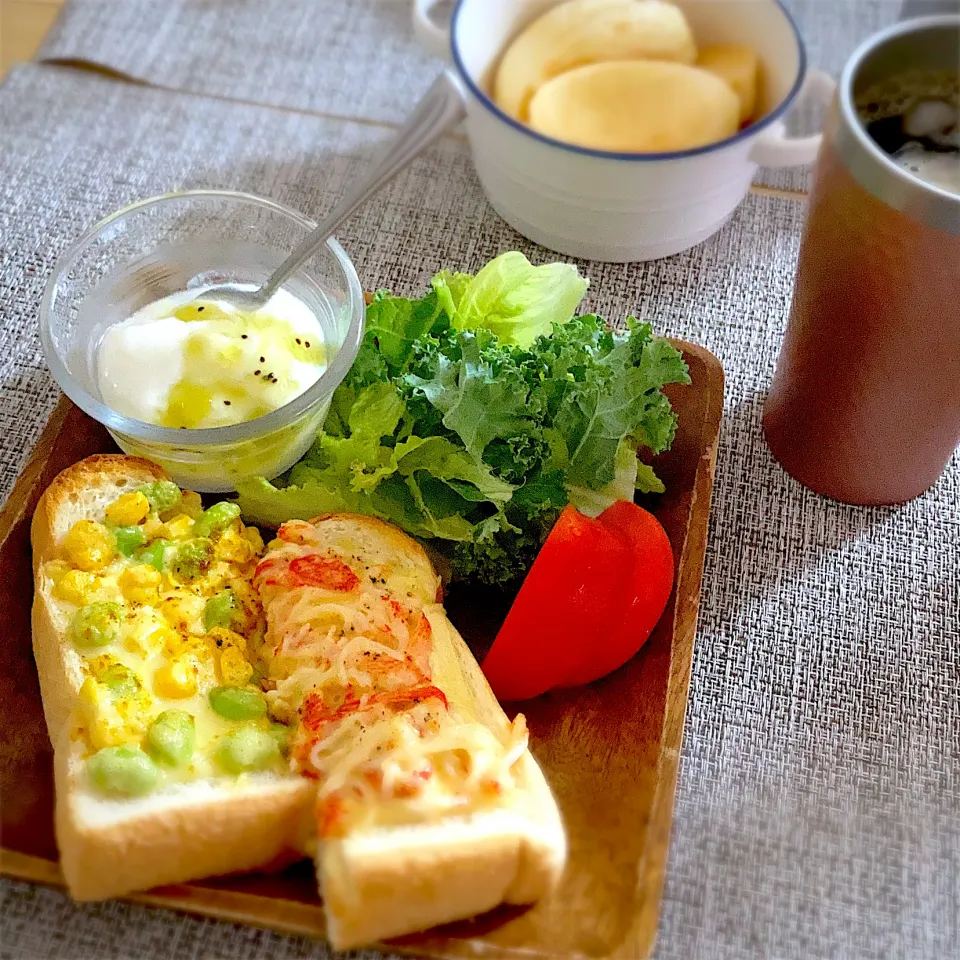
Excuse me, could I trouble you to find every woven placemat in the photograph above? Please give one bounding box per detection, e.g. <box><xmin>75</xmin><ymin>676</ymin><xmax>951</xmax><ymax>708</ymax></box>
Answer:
<box><xmin>1</xmin><ymin>63</ymin><xmax>958</xmax><ymax>960</ymax></box>
<box><xmin>36</xmin><ymin>0</ymin><xmax>907</xmax><ymax>195</ymax></box>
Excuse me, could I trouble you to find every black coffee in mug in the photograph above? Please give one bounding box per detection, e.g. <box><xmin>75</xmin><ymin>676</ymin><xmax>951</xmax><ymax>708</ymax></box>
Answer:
<box><xmin>857</xmin><ymin>69</ymin><xmax>959</xmax><ymax>194</ymax></box>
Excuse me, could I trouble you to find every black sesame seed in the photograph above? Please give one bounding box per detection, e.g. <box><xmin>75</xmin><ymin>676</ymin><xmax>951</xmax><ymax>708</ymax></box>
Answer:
<box><xmin>241</xmin><ymin>334</ymin><xmax>248</xmax><ymax>339</ymax></box>
<box><xmin>259</xmin><ymin>356</ymin><xmax>265</xmax><ymax>362</ymax></box>
<box><xmin>197</xmin><ymin>305</ymin><xmax>205</xmax><ymax>312</ymax></box>
<box><xmin>224</xmin><ymin>400</ymin><xmax>231</xmax><ymax>406</ymax></box>
<box><xmin>305</xmin><ymin>341</ymin><xmax>311</xmax><ymax>348</ymax></box>
<box><xmin>254</xmin><ymin>370</ymin><xmax>261</xmax><ymax>376</ymax></box>
<box><xmin>295</xmin><ymin>338</ymin><xmax>302</xmax><ymax>345</ymax></box>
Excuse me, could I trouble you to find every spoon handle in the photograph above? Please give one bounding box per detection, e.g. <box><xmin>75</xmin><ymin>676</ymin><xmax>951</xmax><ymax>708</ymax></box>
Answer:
<box><xmin>260</xmin><ymin>71</ymin><xmax>467</xmax><ymax>302</ymax></box>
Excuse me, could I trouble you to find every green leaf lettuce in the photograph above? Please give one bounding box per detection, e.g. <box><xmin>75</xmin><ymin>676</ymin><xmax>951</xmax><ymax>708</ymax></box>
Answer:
<box><xmin>235</xmin><ymin>255</ymin><xmax>689</xmax><ymax>587</ymax></box>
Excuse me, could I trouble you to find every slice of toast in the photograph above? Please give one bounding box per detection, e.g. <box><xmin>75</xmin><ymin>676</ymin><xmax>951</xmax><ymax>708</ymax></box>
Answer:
<box><xmin>31</xmin><ymin>456</ymin><xmax>313</xmax><ymax>901</ymax></box>
<box><xmin>320</xmin><ymin>609</ymin><xmax>567</xmax><ymax>948</ymax></box>
<box><xmin>257</xmin><ymin>515</ymin><xmax>567</xmax><ymax>949</ymax></box>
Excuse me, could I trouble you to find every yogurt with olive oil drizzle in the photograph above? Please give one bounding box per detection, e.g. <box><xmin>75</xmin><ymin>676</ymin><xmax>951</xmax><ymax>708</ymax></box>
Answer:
<box><xmin>97</xmin><ymin>288</ymin><xmax>328</xmax><ymax>430</ymax></box>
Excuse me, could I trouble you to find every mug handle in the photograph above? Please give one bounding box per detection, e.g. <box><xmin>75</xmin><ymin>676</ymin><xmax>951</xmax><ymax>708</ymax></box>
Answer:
<box><xmin>413</xmin><ymin>0</ymin><xmax>452</xmax><ymax>61</ymax></box>
<box><xmin>748</xmin><ymin>68</ymin><xmax>837</xmax><ymax>168</ymax></box>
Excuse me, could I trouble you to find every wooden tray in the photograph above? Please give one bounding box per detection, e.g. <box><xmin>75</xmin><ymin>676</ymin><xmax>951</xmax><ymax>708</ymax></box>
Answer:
<box><xmin>0</xmin><ymin>340</ymin><xmax>723</xmax><ymax>960</ymax></box>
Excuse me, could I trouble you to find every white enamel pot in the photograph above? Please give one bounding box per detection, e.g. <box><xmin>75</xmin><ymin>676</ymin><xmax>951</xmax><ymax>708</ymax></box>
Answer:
<box><xmin>414</xmin><ymin>0</ymin><xmax>835</xmax><ymax>262</ymax></box>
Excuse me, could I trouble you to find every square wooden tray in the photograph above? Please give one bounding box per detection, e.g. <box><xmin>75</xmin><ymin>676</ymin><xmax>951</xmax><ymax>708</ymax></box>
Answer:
<box><xmin>0</xmin><ymin>340</ymin><xmax>723</xmax><ymax>960</ymax></box>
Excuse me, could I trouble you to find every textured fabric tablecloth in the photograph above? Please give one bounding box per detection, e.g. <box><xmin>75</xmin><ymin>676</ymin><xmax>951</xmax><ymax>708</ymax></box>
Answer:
<box><xmin>35</xmin><ymin>0</ymin><xmax>907</xmax><ymax>194</ymax></box>
<box><xmin>2</xmin><ymin>7</ymin><xmax>959</xmax><ymax>959</ymax></box>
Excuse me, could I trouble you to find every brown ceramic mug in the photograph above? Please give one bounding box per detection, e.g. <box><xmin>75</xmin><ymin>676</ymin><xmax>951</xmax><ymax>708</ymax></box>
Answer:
<box><xmin>763</xmin><ymin>15</ymin><xmax>960</xmax><ymax>505</ymax></box>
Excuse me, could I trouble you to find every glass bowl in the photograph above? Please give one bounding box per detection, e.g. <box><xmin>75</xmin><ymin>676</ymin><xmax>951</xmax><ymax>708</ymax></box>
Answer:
<box><xmin>40</xmin><ymin>191</ymin><xmax>365</xmax><ymax>493</ymax></box>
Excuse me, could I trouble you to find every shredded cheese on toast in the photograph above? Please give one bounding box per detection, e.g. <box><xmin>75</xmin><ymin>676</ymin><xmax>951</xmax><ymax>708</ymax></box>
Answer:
<box><xmin>255</xmin><ymin>519</ymin><xmax>528</xmax><ymax>836</ymax></box>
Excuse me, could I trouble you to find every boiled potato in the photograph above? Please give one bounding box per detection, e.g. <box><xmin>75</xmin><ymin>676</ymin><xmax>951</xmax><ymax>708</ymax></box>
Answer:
<box><xmin>494</xmin><ymin>0</ymin><xmax>697</xmax><ymax>121</ymax></box>
<box><xmin>697</xmin><ymin>44</ymin><xmax>760</xmax><ymax>124</ymax></box>
<box><xmin>527</xmin><ymin>60</ymin><xmax>740</xmax><ymax>152</ymax></box>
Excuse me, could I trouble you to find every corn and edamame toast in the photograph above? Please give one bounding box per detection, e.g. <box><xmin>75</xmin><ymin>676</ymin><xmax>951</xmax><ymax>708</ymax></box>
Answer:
<box><xmin>31</xmin><ymin>455</ymin><xmax>313</xmax><ymax>901</ymax></box>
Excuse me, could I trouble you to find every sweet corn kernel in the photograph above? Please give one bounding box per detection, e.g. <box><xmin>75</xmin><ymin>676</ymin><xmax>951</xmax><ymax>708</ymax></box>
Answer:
<box><xmin>44</xmin><ymin>560</ymin><xmax>72</xmax><ymax>583</ymax></box>
<box><xmin>118</xmin><ymin>564</ymin><xmax>162</xmax><ymax>605</ymax></box>
<box><xmin>77</xmin><ymin>679</ymin><xmax>129</xmax><ymax>750</ymax></box>
<box><xmin>193</xmin><ymin>561</ymin><xmax>233</xmax><ymax>597</ymax></box>
<box><xmin>215</xmin><ymin>531</ymin><xmax>255</xmax><ymax>564</ymax></box>
<box><xmin>227</xmin><ymin>578</ymin><xmax>260</xmax><ymax>609</ymax></box>
<box><xmin>62</xmin><ymin>520</ymin><xmax>115</xmax><ymax>572</ymax></box>
<box><xmin>77</xmin><ymin>676</ymin><xmax>101</xmax><ymax>717</ymax></box>
<box><xmin>91</xmin><ymin>715</ymin><xmax>135</xmax><ymax>750</ymax></box>
<box><xmin>161</xmin><ymin>630</ymin><xmax>186</xmax><ymax>658</ymax></box>
<box><xmin>143</xmin><ymin>516</ymin><xmax>164</xmax><ymax>539</ymax></box>
<box><xmin>241</xmin><ymin>526</ymin><xmax>265</xmax><ymax>554</ymax></box>
<box><xmin>124</xmin><ymin>616</ymin><xmax>177</xmax><ymax>658</ymax></box>
<box><xmin>179</xmin><ymin>491</ymin><xmax>204</xmax><ymax>520</ymax></box>
<box><xmin>52</xmin><ymin>569</ymin><xmax>100</xmax><ymax>606</ymax></box>
<box><xmin>169</xmin><ymin>632</ymin><xmax>217</xmax><ymax>664</ymax></box>
<box><xmin>105</xmin><ymin>492</ymin><xmax>150</xmax><ymax>527</ymax></box>
<box><xmin>159</xmin><ymin>594</ymin><xmax>206</xmax><ymax>634</ymax></box>
<box><xmin>159</xmin><ymin>515</ymin><xmax>194</xmax><ymax>541</ymax></box>
<box><xmin>207</xmin><ymin>626</ymin><xmax>247</xmax><ymax>653</ymax></box>
<box><xmin>153</xmin><ymin>659</ymin><xmax>199</xmax><ymax>699</ymax></box>
<box><xmin>219</xmin><ymin>645</ymin><xmax>254</xmax><ymax>686</ymax></box>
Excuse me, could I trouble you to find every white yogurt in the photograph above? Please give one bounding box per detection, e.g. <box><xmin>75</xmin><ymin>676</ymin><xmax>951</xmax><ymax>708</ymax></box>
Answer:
<box><xmin>98</xmin><ymin>287</ymin><xmax>327</xmax><ymax>429</ymax></box>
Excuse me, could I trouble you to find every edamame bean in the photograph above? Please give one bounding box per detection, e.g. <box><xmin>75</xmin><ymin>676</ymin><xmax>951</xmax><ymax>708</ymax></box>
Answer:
<box><xmin>137</xmin><ymin>480</ymin><xmax>182</xmax><ymax>514</ymax></box>
<box><xmin>69</xmin><ymin>602</ymin><xmax>123</xmax><ymax>649</ymax></box>
<box><xmin>97</xmin><ymin>662</ymin><xmax>140</xmax><ymax>698</ymax></box>
<box><xmin>112</xmin><ymin>525</ymin><xmax>146</xmax><ymax>557</ymax></box>
<box><xmin>267</xmin><ymin>722</ymin><xmax>292</xmax><ymax>756</ymax></box>
<box><xmin>204</xmin><ymin>589</ymin><xmax>239</xmax><ymax>632</ymax></box>
<box><xmin>87</xmin><ymin>746</ymin><xmax>159</xmax><ymax>796</ymax></box>
<box><xmin>208</xmin><ymin>686</ymin><xmax>267</xmax><ymax>721</ymax></box>
<box><xmin>171</xmin><ymin>538</ymin><xmax>213</xmax><ymax>581</ymax></box>
<box><xmin>193</xmin><ymin>502</ymin><xmax>241</xmax><ymax>539</ymax></box>
<box><xmin>134</xmin><ymin>539</ymin><xmax>169</xmax><ymax>571</ymax></box>
<box><xmin>216</xmin><ymin>726</ymin><xmax>280</xmax><ymax>774</ymax></box>
<box><xmin>146</xmin><ymin>710</ymin><xmax>195</xmax><ymax>766</ymax></box>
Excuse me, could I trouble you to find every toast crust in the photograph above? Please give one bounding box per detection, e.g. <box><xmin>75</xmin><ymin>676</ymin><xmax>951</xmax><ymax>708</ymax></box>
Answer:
<box><xmin>31</xmin><ymin>455</ymin><xmax>314</xmax><ymax>902</ymax></box>
<box><xmin>31</xmin><ymin>455</ymin><xmax>167</xmax><ymax>572</ymax></box>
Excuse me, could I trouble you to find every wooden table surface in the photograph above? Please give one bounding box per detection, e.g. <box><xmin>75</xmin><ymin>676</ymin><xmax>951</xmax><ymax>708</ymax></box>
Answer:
<box><xmin>0</xmin><ymin>0</ymin><xmax>62</xmax><ymax>79</ymax></box>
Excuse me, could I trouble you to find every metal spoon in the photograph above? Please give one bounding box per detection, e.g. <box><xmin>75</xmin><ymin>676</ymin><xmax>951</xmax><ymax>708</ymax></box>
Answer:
<box><xmin>194</xmin><ymin>71</ymin><xmax>466</xmax><ymax>312</ymax></box>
